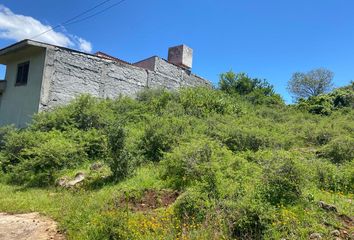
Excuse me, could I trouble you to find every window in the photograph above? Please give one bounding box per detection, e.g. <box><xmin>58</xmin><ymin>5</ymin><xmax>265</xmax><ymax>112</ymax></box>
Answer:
<box><xmin>15</xmin><ymin>61</ymin><xmax>30</xmax><ymax>86</ymax></box>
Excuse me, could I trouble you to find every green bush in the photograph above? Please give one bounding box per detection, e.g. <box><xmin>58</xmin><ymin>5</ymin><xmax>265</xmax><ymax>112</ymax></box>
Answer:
<box><xmin>110</xmin><ymin>96</ymin><xmax>149</xmax><ymax>124</ymax></box>
<box><xmin>295</xmin><ymin>83</ymin><xmax>354</xmax><ymax>115</ymax></box>
<box><xmin>66</xmin><ymin>128</ymin><xmax>108</xmax><ymax>160</ymax></box>
<box><xmin>218</xmin><ymin>71</ymin><xmax>284</xmax><ymax>106</ymax></box>
<box><xmin>339</xmin><ymin>160</ymin><xmax>354</xmax><ymax>193</ymax></box>
<box><xmin>314</xmin><ymin>160</ymin><xmax>353</xmax><ymax>193</ymax></box>
<box><xmin>0</xmin><ymin>125</ymin><xmax>15</xmax><ymax>151</ymax></box>
<box><xmin>179</xmin><ymin>87</ymin><xmax>241</xmax><ymax>117</ymax></box>
<box><xmin>32</xmin><ymin>95</ymin><xmax>114</xmax><ymax>131</ymax></box>
<box><xmin>223</xmin><ymin>128</ymin><xmax>271</xmax><ymax>152</ymax></box>
<box><xmin>105</xmin><ymin>123</ymin><xmax>131</xmax><ymax>181</ymax></box>
<box><xmin>173</xmin><ymin>187</ymin><xmax>214</xmax><ymax>223</ymax></box>
<box><xmin>320</xmin><ymin>136</ymin><xmax>354</xmax><ymax>164</ymax></box>
<box><xmin>256</xmin><ymin>152</ymin><xmax>304</xmax><ymax>205</ymax></box>
<box><xmin>86</xmin><ymin>210</ymin><xmax>132</xmax><ymax>240</ymax></box>
<box><xmin>0</xmin><ymin>130</ymin><xmax>85</xmax><ymax>186</ymax></box>
<box><xmin>224</xmin><ymin>199</ymin><xmax>274</xmax><ymax>240</ymax></box>
<box><xmin>137</xmin><ymin>88</ymin><xmax>178</xmax><ymax>114</ymax></box>
<box><xmin>140</xmin><ymin>117</ymin><xmax>188</xmax><ymax>162</ymax></box>
<box><xmin>332</xmin><ymin>89</ymin><xmax>354</xmax><ymax>108</ymax></box>
<box><xmin>162</xmin><ymin>138</ymin><xmax>231</xmax><ymax>192</ymax></box>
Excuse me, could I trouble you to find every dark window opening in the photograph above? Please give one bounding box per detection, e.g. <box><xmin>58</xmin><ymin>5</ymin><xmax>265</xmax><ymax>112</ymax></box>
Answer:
<box><xmin>15</xmin><ymin>61</ymin><xmax>30</xmax><ymax>86</ymax></box>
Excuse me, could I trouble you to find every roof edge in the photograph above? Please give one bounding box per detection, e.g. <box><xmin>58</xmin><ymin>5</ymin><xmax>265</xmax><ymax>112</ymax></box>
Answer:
<box><xmin>0</xmin><ymin>39</ymin><xmax>52</xmax><ymax>56</ymax></box>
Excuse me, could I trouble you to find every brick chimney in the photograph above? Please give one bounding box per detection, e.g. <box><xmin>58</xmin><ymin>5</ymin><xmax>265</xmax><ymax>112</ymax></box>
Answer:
<box><xmin>168</xmin><ymin>45</ymin><xmax>193</xmax><ymax>69</ymax></box>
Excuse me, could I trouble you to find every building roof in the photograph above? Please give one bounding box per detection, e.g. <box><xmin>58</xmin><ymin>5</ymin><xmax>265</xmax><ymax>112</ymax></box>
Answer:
<box><xmin>95</xmin><ymin>51</ymin><xmax>131</xmax><ymax>65</ymax></box>
<box><xmin>0</xmin><ymin>39</ymin><xmax>134</xmax><ymax>66</ymax></box>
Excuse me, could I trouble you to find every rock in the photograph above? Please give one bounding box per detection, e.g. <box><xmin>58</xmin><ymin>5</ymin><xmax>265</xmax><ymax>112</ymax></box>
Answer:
<box><xmin>57</xmin><ymin>172</ymin><xmax>85</xmax><ymax>188</ymax></box>
<box><xmin>66</xmin><ymin>172</ymin><xmax>85</xmax><ymax>187</ymax></box>
<box><xmin>56</xmin><ymin>177</ymin><xmax>69</xmax><ymax>187</ymax></box>
<box><xmin>90</xmin><ymin>162</ymin><xmax>103</xmax><ymax>171</ymax></box>
<box><xmin>318</xmin><ymin>201</ymin><xmax>338</xmax><ymax>212</ymax></box>
<box><xmin>331</xmin><ymin>230</ymin><xmax>340</xmax><ymax>237</ymax></box>
<box><xmin>309</xmin><ymin>233</ymin><xmax>322</xmax><ymax>239</ymax></box>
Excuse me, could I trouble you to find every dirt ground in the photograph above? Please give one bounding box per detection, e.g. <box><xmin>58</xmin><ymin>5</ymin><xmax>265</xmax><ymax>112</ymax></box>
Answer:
<box><xmin>0</xmin><ymin>212</ymin><xmax>65</xmax><ymax>240</ymax></box>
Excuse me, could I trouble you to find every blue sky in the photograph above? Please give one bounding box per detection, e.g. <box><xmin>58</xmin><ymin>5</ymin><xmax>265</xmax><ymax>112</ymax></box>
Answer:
<box><xmin>1</xmin><ymin>0</ymin><xmax>354</xmax><ymax>102</ymax></box>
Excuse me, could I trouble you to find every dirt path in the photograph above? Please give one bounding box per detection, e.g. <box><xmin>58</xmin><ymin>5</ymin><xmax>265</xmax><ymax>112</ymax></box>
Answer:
<box><xmin>0</xmin><ymin>212</ymin><xmax>65</xmax><ymax>240</ymax></box>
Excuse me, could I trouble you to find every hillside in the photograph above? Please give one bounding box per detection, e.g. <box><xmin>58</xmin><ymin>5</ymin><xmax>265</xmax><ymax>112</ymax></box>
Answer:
<box><xmin>0</xmin><ymin>85</ymin><xmax>353</xmax><ymax>239</ymax></box>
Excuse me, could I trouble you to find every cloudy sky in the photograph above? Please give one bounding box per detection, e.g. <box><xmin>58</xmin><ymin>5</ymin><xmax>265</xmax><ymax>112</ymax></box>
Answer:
<box><xmin>1</xmin><ymin>0</ymin><xmax>354</xmax><ymax>102</ymax></box>
<box><xmin>0</xmin><ymin>4</ymin><xmax>92</xmax><ymax>52</ymax></box>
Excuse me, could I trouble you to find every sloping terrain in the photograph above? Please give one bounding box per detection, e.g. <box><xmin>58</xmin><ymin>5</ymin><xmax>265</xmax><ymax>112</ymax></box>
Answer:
<box><xmin>0</xmin><ymin>84</ymin><xmax>353</xmax><ymax>239</ymax></box>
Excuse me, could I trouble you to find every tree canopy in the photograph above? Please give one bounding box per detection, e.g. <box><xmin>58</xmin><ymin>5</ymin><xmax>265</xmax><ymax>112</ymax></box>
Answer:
<box><xmin>287</xmin><ymin>68</ymin><xmax>334</xmax><ymax>100</ymax></box>
<box><xmin>218</xmin><ymin>70</ymin><xmax>283</xmax><ymax>105</ymax></box>
<box><xmin>219</xmin><ymin>71</ymin><xmax>275</xmax><ymax>96</ymax></box>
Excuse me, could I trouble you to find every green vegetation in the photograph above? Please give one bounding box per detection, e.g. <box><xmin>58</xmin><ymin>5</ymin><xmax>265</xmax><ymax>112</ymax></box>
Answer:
<box><xmin>0</xmin><ymin>73</ymin><xmax>353</xmax><ymax>239</ymax></box>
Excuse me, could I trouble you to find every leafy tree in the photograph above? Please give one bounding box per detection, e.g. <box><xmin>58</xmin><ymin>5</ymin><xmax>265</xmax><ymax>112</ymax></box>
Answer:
<box><xmin>219</xmin><ymin>71</ymin><xmax>274</xmax><ymax>96</ymax></box>
<box><xmin>287</xmin><ymin>68</ymin><xmax>334</xmax><ymax>100</ymax></box>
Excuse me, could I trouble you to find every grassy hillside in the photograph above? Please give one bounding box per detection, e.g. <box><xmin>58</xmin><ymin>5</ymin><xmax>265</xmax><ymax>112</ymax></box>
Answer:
<box><xmin>0</xmin><ymin>85</ymin><xmax>353</xmax><ymax>239</ymax></box>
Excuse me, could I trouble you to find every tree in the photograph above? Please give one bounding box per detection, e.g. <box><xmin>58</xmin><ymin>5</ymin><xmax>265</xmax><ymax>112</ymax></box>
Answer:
<box><xmin>219</xmin><ymin>71</ymin><xmax>274</xmax><ymax>96</ymax></box>
<box><xmin>287</xmin><ymin>68</ymin><xmax>334</xmax><ymax>100</ymax></box>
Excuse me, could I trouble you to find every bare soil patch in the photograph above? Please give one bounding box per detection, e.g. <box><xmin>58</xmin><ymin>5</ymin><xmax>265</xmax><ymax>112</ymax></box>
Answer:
<box><xmin>0</xmin><ymin>212</ymin><xmax>65</xmax><ymax>240</ymax></box>
<box><xmin>119</xmin><ymin>189</ymin><xmax>180</xmax><ymax>211</ymax></box>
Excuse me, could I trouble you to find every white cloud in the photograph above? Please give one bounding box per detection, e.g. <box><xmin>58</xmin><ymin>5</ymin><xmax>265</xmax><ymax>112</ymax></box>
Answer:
<box><xmin>0</xmin><ymin>5</ymin><xmax>93</xmax><ymax>52</ymax></box>
<box><xmin>77</xmin><ymin>37</ymin><xmax>92</xmax><ymax>53</ymax></box>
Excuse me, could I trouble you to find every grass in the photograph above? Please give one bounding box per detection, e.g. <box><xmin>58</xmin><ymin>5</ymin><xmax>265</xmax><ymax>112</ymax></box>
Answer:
<box><xmin>0</xmin><ymin>166</ymin><xmax>352</xmax><ymax>239</ymax></box>
<box><xmin>0</xmin><ymin>164</ymin><xmax>168</xmax><ymax>239</ymax></box>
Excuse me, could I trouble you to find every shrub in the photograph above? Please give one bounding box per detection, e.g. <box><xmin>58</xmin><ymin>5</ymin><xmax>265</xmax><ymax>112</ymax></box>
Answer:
<box><xmin>219</xmin><ymin>71</ymin><xmax>275</xmax><ymax>96</ymax></box>
<box><xmin>295</xmin><ymin>83</ymin><xmax>354</xmax><ymax>115</ymax></box>
<box><xmin>137</xmin><ymin>88</ymin><xmax>178</xmax><ymax>114</ymax></box>
<box><xmin>105</xmin><ymin>123</ymin><xmax>131</xmax><ymax>181</ymax></box>
<box><xmin>86</xmin><ymin>210</ymin><xmax>132</xmax><ymax>240</ymax></box>
<box><xmin>162</xmin><ymin>138</ymin><xmax>231</xmax><ymax>192</ymax></box>
<box><xmin>210</xmin><ymin>123</ymin><xmax>290</xmax><ymax>153</ymax></box>
<box><xmin>320</xmin><ymin>136</ymin><xmax>354</xmax><ymax>164</ymax></box>
<box><xmin>32</xmin><ymin>95</ymin><xmax>114</xmax><ymax>131</ymax></box>
<box><xmin>65</xmin><ymin>128</ymin><xmax>108</xmax><ymax>160</ymax></box>
<box><xmin>0</xmin><ymin>130</ymin><xmax>85</xmax><ymax>186</ymax></box>
<box><xmin>140</xmin><ymin>117</ymin><xmax>188</xmax><ymax>162</ymax></box>
<box><xmin>339</xmin><ymin>160</ymin><xmax>354</xmax><ymax>193</ymax></box>
<box><xmin>0</xmin><ymin>125</ymin><xmax>15</xmax><ymax>151</ymax></box>
<box><xmin>0</xmin><ymin>130</ymin><xmax>50</xmax><ymax>173</ymax></box>
<box><xmin>223</xmin><ymin>128</ymin><xmax>270</xmax><ymax>152</ymax></box>
<box><xmin>224</xmin><ymin>199</ymin><xmax>274</xmax><ymax>240</ymax></box>
<box><xmin>257</xmin><ymin>152</ymin><xmax>304</xmax><ymax>205</ymax></box>
<box><xmin>245</xmin><ymin>89</ymin><xmax>284</xmax><ymax>105</ymax></box>
<box><xmin>179</xmin><ymin>87</ymin><xmax>241</xmax><ymax>117</ymax></box>
<box><xmin>110</xmin><ymin>96</ymin><xmax>149</xmax><ymax>124</ymax></box>
<box><xmin>173</xmin><ymin>187</ymin><xmax>213</xmax><ymax>223</ymax></box>
<box><xmin>314</xmin><ymin>160</ymin><xmax>353</xmax><ymax>193</ymax></box>
<box><xmin>332</xmin><ymin>89</ymin><xmax>354</xmax><ymax>108</ymax></box>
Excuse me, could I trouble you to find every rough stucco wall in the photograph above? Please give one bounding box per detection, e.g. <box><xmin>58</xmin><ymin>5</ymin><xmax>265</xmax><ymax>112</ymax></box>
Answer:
<box><xmin>0</xmin><ymin>48</ymin><xmax>46</xmax><ymax>127</ymax></box>
<box><xmin>40</xmin><ymin>47</ymin><xmax>211</xmax><ymax>111</ymax></box>
<box><xmin>151</xmin><ymin>57</ymin><xmax>210</xmax><ymax>89</ymax></box>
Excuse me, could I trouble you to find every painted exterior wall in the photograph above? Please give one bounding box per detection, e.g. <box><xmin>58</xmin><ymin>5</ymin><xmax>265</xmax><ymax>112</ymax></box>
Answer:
<box><xmin>39</xmin><ymin>47</ymin><xmax>211</xmax><ymax>111</ymax></box>
<box><xmin>0</xmin><ymin>48</ymin><xmax>46</xmax><ymax>127</ymax></box>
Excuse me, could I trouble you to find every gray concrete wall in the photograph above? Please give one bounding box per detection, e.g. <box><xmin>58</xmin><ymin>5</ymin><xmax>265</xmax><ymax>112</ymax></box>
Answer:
<box><xmin>0</xmin><ymin>48</ymin><xmax>46</xmax><ymax>127</ymax></box>
<box><xmin>40</xmin><ymin>47</ymin><xmax>211</xmax><ymax>110</ymax></box>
